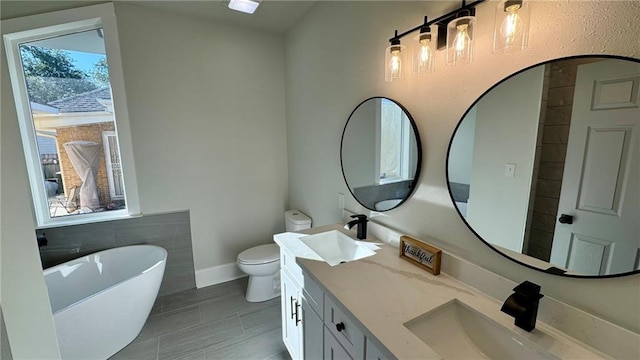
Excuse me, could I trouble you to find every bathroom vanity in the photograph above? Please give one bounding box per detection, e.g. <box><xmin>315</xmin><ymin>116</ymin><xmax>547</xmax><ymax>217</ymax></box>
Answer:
<box><xmin>274</xmin><ymin>224</ymin><xmax>623</xmax><ymax>359</ymax></box>
<box><xmin>276</xmin><ymin>225</ymin><xmax>391</xmax><ymax>360</ymax></box>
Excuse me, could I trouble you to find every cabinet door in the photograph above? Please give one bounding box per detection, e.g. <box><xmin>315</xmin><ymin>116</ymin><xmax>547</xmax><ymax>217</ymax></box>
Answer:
<box><xmin>282</xmin><ymin>271</ymin><xmax>302</xmax><ymax>359</ymax></box>
<box><xmin>365</xmin><ymin>338</ymin><xmax>389</xmax><ymax>360</ymax></box>
<box><xmin>302</xmin><ymin>297</ymin><xmax>323</xmax><ymax>360</ymax></box>
<box><xmin>324</xmin><ymin>296</ymin><xmax>365</xmax><ymax>359</ymax></box>
<box><xmin>324</xmin><ymin>326</ymin><xmax>353</xmax><ymax>360</ymax></box>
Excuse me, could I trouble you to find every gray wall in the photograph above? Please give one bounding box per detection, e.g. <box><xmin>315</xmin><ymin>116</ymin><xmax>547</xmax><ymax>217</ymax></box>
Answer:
<box><xmin>1</xmin><ymin>307</ymin><xmax>13</xmax><ymax>360</ymax></box>
<box><xmin>37</xmin><ymin>211</ymin><xmax>195</xmax><ymax>296</ymax></box>
<box><xmin>285</xmin><ymin>0</ymin><xmax>640</xmax><ymax>333</ymax></box>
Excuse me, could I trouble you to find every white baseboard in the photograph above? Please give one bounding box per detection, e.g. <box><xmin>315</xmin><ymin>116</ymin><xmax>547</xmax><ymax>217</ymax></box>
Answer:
<box><xmin>195</xmin><ymin>262</ymin><xmax>247</xmax><ymax>288</ymax></box>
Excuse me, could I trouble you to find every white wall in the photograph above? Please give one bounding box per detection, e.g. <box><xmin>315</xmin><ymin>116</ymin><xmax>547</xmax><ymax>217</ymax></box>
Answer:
<box><xmin>113</xmin><ymin>3</ymin><xmax>288</xmax><ymax>274</ymax></box>
<box><xmin>448</xmin><ymin>105</ymin><xmax>476</xmax><ymax>185</ymax></box>
<box><xmin>342</xmin><ymin>99</ymin><xmax>377</xmax><ymax>188</ymax></box>
<box><xmin>466</xmin><ymin>66</ymin><xmax>543</xmax><ymax>252</ymax></box>
<box><xmin>1</xmin><ymin>43</ymin><xmax>61</xmax><ymax>358</ymax></box>
<box><xmin>285</xmin><ymin>1</ymin><xmax>640</xmax><ymax>333</ymax></box>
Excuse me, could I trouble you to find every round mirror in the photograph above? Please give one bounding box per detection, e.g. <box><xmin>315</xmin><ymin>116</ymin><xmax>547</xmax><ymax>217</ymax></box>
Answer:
<box><xmin>447</xmin><ymin>55</ymin><xmax>640</xmax><ymax>278</ymax></box>
<box><xmin>341</xmin><ymin>97</ymin><xmax>422</xmax><ymax>211</ymax></box>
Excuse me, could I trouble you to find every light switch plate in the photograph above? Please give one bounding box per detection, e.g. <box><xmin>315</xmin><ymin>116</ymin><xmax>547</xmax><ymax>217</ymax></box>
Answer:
<box><xmin>505</xmin><ymin>163</ymin><xmax>516</xmax><ymax>177</ymax></box>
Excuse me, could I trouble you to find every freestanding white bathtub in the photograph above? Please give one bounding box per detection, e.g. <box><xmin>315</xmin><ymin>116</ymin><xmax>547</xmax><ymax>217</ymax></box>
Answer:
<box><xmin>43</xmin><ymin>245</ymin><xmax>167</xmax><ymax>359</ymax></box>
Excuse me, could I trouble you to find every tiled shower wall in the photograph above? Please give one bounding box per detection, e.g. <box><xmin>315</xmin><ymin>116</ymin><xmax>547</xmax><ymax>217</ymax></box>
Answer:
<box><xmin>352</xmin><ymin>180</ymin><xmax>413</xmax><ymax>209</ymax></box>
<box><xmin>524</xmin><ymin>60</ymin><xmax>582</xmax><ymax>261</ymax></box>
<box><xmin>1</xmin><ymin>307</ymin><xmax>13</xmax><ymax>360</ymax></box>
<box><xmin>36</xmin><ymin>211</ymin><xmax>195</xmax><ymax>296</ymax></box>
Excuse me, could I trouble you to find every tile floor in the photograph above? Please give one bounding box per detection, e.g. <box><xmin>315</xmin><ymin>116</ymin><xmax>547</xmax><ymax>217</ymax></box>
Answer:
<box><xmin>110</xmin><ymin>278</ymin><xmax>289</xmax><ymax>360</ymax></box>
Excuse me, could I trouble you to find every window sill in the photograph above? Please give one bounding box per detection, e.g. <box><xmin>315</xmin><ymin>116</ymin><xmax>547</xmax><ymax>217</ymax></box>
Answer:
<box><xmin>36</xmin><ymin>210</ymin><xmax>142</xmax><ymax>230</ymax></box>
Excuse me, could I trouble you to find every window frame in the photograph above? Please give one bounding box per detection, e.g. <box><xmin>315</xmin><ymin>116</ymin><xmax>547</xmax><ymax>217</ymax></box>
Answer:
<box><xmin>102</xmin><ymin>131</ymin><xmax>125</xmax><ymax>200</ymax></box>
<box><xmin>3</xmin><ymin>4</ymin><xmax>140</xmax><ymax>228</ymax></box>
<box><xmin>375</xmin><ymin>99</ymin><xmax>412</xmax><ymax>185</ymax></box>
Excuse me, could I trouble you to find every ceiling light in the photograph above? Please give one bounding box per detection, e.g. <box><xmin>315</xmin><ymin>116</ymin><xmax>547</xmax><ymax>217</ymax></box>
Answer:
<box><xmin>225</xmin><ymin>0</ymin><xmax>261</xmax><ymax>14</ymax></box>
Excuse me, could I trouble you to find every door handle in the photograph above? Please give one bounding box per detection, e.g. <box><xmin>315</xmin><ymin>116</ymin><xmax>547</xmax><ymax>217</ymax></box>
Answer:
<box><xmin>559</xmin><ymin>214</ymin><xmax>574</xmax><ymax>224</ymax></box>
<box><xmin>295</xmin><ymin>301</ymin><xmax>301</xmax><ymax>325</ymax></box>
<box><xmin>290</xmin><ymin>296</ymin><xmax>296</xmax><ymax>319</ymax></box>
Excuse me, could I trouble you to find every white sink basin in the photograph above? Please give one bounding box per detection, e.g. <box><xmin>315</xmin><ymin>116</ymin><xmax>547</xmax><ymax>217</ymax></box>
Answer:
<box><xmin>300</xmin><ymin>230</ymin><xmax>376</xmax><ymax>266</ymax></box>
<box><xmin>404</xmin><ymin>300</ymin><xmax>560</xmax><ymax>360</ymax></box>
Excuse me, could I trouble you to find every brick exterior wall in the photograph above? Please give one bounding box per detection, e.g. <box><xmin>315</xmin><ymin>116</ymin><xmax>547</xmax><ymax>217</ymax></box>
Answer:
<box><xmin>56</xmin><ymin>122</ymin><xmax>116</xmax><ymax>209</ymax></box>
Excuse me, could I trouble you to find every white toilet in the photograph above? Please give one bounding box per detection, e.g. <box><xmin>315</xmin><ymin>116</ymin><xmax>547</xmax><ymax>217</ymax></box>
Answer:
<box><xmin>237</xmin><ymin>210</ymin><xmax>311</xmax><ymax>302</ymax></box>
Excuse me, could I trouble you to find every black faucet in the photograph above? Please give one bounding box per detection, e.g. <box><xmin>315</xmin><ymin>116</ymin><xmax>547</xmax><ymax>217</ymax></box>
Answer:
<box><xmin>344</xmin><ymin>214</ymin><xmax>368</xmax><ymax>239</ymax></box>
<box><xmin>501</xmin><ymin>280</ymin><xmax>544</xmax><ymax>332</ymax></box>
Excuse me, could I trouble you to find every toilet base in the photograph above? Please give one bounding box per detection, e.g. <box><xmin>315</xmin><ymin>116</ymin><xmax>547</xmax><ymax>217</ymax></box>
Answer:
<box><xmin>245</xmin><ymin>273</ymin><xmax>281</xmax><ymax>302</ymax></box>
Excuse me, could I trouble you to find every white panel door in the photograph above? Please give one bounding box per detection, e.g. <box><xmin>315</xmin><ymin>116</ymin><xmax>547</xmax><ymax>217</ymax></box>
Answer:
<box><xmin>550</xmin><ymin>59</ymin><xmax>640</xmax><ymax>275</ymax></box>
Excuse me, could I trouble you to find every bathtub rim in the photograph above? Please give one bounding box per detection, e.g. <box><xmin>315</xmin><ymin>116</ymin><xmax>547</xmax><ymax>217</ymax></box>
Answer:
<box><xmin>44</xmin><ymin>244</ymin><xmax>167</xmax><ymax>315</ymax></box>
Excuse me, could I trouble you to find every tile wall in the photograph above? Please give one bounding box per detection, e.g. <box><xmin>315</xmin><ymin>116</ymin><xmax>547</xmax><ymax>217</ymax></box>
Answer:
<box><xmin>524</xmin><ymin>59</ymin><xmax>586</xmax><ymax>260</ymax></box>
<box><xmin>1</xmin><ymin>307</ymin><xmax>13</xmax><ymax>360</ymax></box>
<box><xmin>352</xmin><ymin>180</ymin><xmax>413</xmax><ymax>209</ymax></box>
<box><xmin>37</xmin><ymin>211</ymin><xmax>196</xmax><ymax>296</ymax></box>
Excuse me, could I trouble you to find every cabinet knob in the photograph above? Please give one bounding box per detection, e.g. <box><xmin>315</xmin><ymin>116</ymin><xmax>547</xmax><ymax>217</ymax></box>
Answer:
<box><xmin>336</xmin><ymin>322</ymin><xmax>345</xmax><ymax>332</ymax></box>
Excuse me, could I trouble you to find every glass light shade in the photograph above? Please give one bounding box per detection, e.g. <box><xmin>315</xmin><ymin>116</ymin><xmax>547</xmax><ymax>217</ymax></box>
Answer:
<box><xmin>446</xmin><ymin>15</ymin><xmax>476</xmax><ymax>66</ymax></box>
<box><xmin>413</xmin><ymin>33</ymin><xmax>435</xmax><ymax>74</ymax></box>
<box><xmin>493</xmin><ymin>0</ymin><xmax>530</xmax><ymax>53</ymax></box>
<box><xmin>385</xmin><ymin>43</ymin><xmax>406</xmax><ymax>82</ymax></box>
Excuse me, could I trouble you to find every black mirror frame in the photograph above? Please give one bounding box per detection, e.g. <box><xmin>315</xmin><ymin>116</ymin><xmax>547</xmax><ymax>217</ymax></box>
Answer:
<box><xmin>445</xmin><ymin>54</ymin><xmax>640</xmax><ymax>279</ymax></box>
<box><xmin>341</xmin><ymin>97</ymin><xmax>423</xmax><ymax>212</ymax></box>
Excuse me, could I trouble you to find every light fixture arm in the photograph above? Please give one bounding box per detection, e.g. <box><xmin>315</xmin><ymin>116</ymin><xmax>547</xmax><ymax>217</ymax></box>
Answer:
<box><xmin>387</xmin><ymin>0</ymin><xmax>485</xmax><ymax>49</ymax></box>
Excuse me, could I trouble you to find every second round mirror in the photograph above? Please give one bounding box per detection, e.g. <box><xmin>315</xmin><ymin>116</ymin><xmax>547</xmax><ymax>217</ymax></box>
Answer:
<box><xmin>341</xmin><ymin>97</ymin><xmax>421</xmax><ymax>211</ymax></box>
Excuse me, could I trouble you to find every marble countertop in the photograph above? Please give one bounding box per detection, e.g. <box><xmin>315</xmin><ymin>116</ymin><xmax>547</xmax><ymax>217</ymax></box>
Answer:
<box><xmin>277</xmin><ymin>224</ymin><xmax>607</xmax><ymax>360</ymax></box>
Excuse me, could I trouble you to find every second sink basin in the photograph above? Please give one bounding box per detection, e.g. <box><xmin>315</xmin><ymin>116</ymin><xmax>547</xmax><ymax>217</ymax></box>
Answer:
<box><xmin>300</xmin><ymin>230</ymin><xmax>376</xmax><ymax>266</ymax></box>
<box><xmin>404</xmin><ymin>300</ymin><xmax>560</xmax><ymax>360</ymax></box>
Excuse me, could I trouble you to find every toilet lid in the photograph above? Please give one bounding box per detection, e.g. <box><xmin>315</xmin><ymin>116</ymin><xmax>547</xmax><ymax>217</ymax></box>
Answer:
<box><xmin>237</xmin><ymin>244</ymin><xmax>280</xmax><ymax>265</ymax></box>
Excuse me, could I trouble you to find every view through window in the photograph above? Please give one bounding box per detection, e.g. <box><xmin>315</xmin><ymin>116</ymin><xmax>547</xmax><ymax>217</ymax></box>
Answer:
<box><xmin>379</xmin><ymin>98</ymin><xmax>408</xmax><ymax>182</ymax></box>
<box><xmin>19</xmin><ymin>28</ymin><xmax>126</xmax><ymax>219</ymax></box>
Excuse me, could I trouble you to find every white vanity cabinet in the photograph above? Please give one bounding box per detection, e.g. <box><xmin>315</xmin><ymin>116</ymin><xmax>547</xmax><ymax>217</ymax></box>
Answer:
<box><xmin>276</xmin><ymin>234</ymin><xmax>391</xmax><ymax>360</ymax></box>
<box><xmin>281</xmin><ymin>269</ymin><xmax>303</xmax><ymax>359</ymax></box>
<box><xmin>280</xmin><ymin>248</ymin><xmax>304</xmax><ymax>359</ymax></box>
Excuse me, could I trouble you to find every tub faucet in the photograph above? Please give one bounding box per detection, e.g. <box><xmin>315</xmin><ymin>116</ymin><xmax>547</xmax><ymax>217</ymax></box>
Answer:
<box><xmin>344</xmin><ymin>214</ymin><xmax>368</xmax><ymax>239</ymax></box>
<box><xmin>501</xmin><ymin>280</ymin><xmax>544</xmax><ymax>332</ymax></box>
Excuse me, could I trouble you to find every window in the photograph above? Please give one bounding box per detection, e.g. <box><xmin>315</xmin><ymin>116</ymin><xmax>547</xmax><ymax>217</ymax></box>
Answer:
<box><xmin>376</xmin><ymin>98</ymin><xmax>414</xmax><ymax>184</ymax></box>
<box><xmin>3</xmin><ymin>4</ymin><xmax>140</xmax><ymax>227</ymax></box>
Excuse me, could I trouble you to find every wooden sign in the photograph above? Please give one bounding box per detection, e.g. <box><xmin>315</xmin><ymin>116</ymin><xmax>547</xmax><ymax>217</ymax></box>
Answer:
<box><xmin>399</xmin><ymin>235</ymin><xmax>441</xmax><ymax>275</ymax></box>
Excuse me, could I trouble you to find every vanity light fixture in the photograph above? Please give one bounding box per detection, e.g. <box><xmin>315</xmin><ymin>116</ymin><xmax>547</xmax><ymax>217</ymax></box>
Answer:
<box><xmin>385</xmin><ymin>1</ymin><xmax>483</xmax><ymax>81</ymax></box>
<box><xmin>493</xmin><ymin>0</ymin><xmax>530</xmax><ymax>53</ymax></box>
<box><xmin>224</xmin><ymin>0</ymin><xmax>262</xmax><ymax>14</ymax></box>
<box><xmin>385</xmin><ymin>0</ymin><xmax>532</xmax><ymax>80</ymax></box>
<box><xmin>413</xmin><ymin>17</ymin><xmax>436</xmax><ymax>74</ymax></box>
<box><xmin>385</xmin><ymin>30</ymin><xmax>406</xmax><ymax>82</ymax></box>
<box><xmin>446</xmin><ymin>9</ymin><xmax>476</xmax><ymax>66</ymax></box>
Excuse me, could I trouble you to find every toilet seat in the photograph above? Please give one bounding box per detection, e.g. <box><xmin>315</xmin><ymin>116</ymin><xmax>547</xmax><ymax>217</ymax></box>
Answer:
<box><xmin>237</xmin><ymin>244</ymin><xmax>279</xmax><ymax>265</ymax></box>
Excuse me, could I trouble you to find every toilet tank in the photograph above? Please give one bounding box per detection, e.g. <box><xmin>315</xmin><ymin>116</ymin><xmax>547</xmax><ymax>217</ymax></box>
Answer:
<box><xmin>284</xmin><ymin>210</ymin><xmax>312</xmax><ymax>232</ymax></box>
